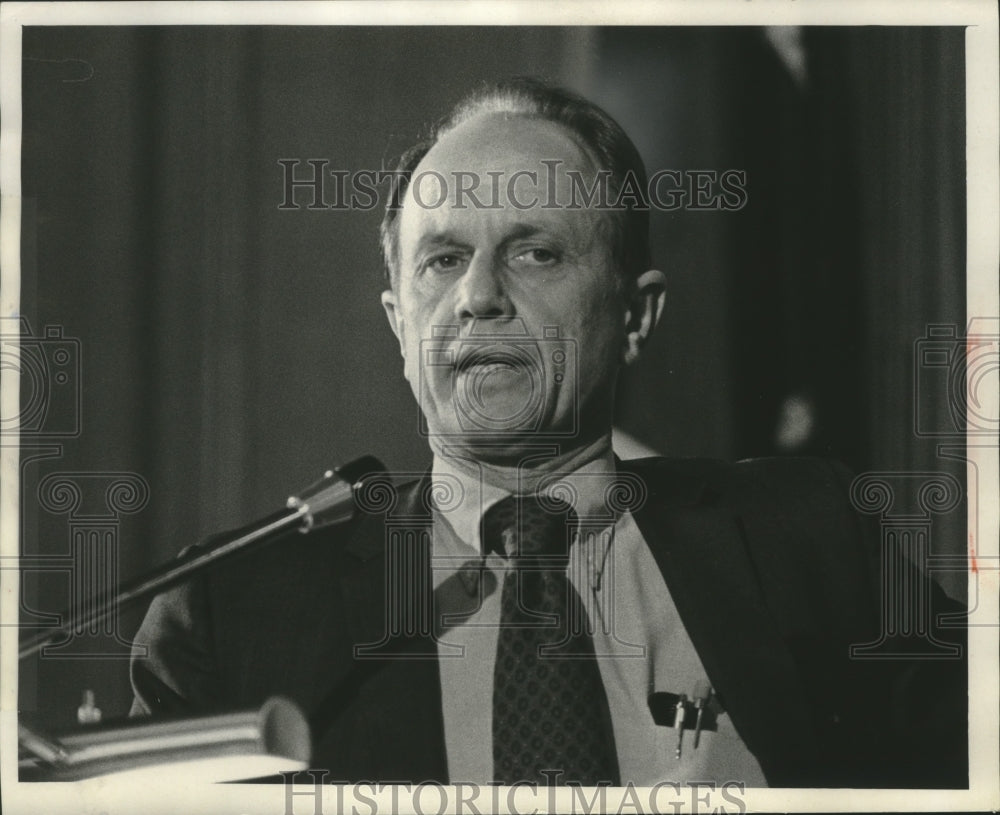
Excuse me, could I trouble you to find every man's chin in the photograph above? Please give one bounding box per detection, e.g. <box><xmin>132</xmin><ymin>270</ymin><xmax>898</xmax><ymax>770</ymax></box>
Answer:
<box><xmin>426</xmin><ymin>425</ymin><xmax>582</xmax><ymax>461</ymax></box>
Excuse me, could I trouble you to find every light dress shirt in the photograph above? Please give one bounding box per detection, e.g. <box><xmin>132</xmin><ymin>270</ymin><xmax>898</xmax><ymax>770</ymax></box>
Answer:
<box><xmin>428</xmin><ymin>450</ymin><xmax>767</xmax><ymax>786</ymax></box>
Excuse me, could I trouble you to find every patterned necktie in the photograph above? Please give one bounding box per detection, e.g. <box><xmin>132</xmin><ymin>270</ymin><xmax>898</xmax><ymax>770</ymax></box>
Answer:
<box><xmin>484</xmin><ymin>494</ymin><xmax>620</xmax><ymax>786</ymax></box>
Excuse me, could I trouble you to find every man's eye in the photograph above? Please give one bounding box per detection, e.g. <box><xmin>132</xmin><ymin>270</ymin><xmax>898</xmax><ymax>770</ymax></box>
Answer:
<box><xmin>513</xmin><ymin>248</ymin><xmax>558</xmax><ymax>266</ymax></box>
<box><xmin>427</xmin><ymin>254</ymin><xmax>464</xmax><ymax>272</ymax></box>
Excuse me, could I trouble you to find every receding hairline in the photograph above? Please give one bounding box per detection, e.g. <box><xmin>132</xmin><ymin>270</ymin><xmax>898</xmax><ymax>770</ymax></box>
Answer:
<box><xmin>424</xmin><ymin>108</ymin><xmax>603</xmax><ymax>171</ymax></box>
<box><xmin>380</xmin><ymin>80</ymin><xmax>650</xmax><ymax>290</ymax></box>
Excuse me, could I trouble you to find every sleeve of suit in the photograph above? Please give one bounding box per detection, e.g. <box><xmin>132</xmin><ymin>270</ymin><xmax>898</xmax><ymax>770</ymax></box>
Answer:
<box><xmin>129</xmin><ymin>545</ymin><xmax>222</xmax><ymax>717</ymax></box>
<box><xmin>827</xmin><ymin>459</ymin><xmax>968</xmax><ymax>788</ymax></box>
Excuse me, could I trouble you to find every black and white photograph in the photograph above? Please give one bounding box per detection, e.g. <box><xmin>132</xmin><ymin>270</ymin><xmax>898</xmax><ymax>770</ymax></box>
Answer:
<box><xmin>1</xmin><ymin>2</ymin><xmax>997</xmax><ymax>814</ymax></box>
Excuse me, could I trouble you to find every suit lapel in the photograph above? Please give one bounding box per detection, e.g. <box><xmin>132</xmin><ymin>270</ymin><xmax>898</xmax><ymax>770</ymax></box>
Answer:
<box><xmin>622</xmin><ymin>459</ymin><xmax>823</xmax><ymax>784</ymax></box>
<box><xmin>312</xmin><ymin>473</ymin><xmax>448</xmax><ymax>782</ymax></box>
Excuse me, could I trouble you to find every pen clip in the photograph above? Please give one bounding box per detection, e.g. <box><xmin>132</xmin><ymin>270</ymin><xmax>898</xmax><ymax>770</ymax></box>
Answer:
<box><xmin>691</xmin><ymin>680</ymin><xmax>712</xmax><ymax>749</ymax></box>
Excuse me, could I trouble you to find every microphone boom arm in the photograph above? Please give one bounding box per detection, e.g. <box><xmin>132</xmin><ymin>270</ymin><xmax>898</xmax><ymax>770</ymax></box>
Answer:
<box><xmin>18</xmin><ymin>455</ymin><xmax>384</xmax><ymax>661</ymax></box>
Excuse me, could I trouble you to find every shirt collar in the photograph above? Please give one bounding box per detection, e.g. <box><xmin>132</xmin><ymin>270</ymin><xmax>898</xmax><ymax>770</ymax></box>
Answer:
<box><xmin>430</xmin><ymin>446</ymin><xmax>620</xmax><ymax>557</ymax></box>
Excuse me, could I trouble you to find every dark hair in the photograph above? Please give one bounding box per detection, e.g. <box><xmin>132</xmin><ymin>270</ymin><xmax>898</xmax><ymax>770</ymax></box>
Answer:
<box><xmin>379</xmin><ymin>77</ymin><xmax>651</xmax><ymax>288</ymax></box>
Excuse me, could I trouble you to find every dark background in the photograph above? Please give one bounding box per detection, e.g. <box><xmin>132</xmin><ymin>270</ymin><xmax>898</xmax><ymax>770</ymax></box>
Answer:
<box><xmin>16</xmin><ymin>26</ymin><xmax>967</xmax><ymax>730</ymax></box>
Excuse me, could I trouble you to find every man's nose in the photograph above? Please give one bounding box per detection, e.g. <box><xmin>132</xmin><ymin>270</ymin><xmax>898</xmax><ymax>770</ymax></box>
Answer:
<box><xmin>453</xmin><ymin>253</ymin><xmax>512</xmax><ymax>321</ymax></box>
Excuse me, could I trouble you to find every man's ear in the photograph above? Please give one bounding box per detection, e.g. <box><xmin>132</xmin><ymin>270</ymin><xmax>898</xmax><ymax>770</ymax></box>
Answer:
<box><xmin>381</xmin><ymin>289</ymin><xmax>406</xmax><ymax>357</ymax></box>
<box><xmin>622</xmin><ymin>269</ymin><xmax>667</xmax><ymax>365</ymax></box>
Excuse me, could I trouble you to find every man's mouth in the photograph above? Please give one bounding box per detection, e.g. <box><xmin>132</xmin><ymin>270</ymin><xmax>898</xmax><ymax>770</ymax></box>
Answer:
<box><xmin>455</xmin><ymin>348</ymin><xmax>527</xmax><ymax>375</ymax></box>
<box><xmin>457</xmin><ymin>359</ymin><xmax>522</xmax><ymax>376</ymax></box>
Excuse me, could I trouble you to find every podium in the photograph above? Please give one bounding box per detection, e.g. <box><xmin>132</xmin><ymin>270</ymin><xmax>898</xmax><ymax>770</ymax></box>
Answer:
<box><xmin>19</xmin><ymin>696</ymin><xmax>310</xmax><ymax>783</ymax></box>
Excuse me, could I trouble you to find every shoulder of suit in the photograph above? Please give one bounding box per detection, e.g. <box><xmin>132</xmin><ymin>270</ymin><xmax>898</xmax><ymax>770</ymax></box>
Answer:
<box><xmin>621</xmin><ymin>454</ymin><xmax>853</xmax><ymax>501</ymax></box>
<box><xmin>625</xmin><ymin>456</ymin><xmax>873</xmax><ymax>612</ymax></box>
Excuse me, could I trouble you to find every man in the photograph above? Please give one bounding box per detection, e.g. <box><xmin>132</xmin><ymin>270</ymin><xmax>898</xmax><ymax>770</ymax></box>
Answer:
<box><xmin>131</xmin><ymin>78</ymin><xmax>966</xmax><ymax>788</ymax></box>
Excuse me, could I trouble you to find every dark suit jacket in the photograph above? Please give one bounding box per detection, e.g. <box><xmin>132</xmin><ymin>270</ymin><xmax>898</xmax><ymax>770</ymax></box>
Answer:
<box><xmin>130</xmin><ymin>456</ymin><xmax>967</xmax><ymax>787</ymax></box>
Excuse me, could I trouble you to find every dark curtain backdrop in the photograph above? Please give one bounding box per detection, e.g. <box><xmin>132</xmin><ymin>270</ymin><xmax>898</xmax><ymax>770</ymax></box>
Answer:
<box><xmin>18</xmin><ymin>26</ymin><xmax>966</xmax><ymax>729</ymax></box>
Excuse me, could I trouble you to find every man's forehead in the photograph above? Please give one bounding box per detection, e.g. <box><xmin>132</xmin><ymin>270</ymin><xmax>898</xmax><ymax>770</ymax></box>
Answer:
<box><xmin>401</xmin><ymin>204</ymin><xmax>597</xmax><ymax>251</ymax></box>
<box><xmin>396</xmin><ymin>175</ymin><xmax>606</xmax><ymax>256</ymax></box>
<box><xmin>396</xmin><ymin>111</ymin><xmax>605</xmax><ymax>252</ymax></box>
<box><xmin>420</xmin><ymin>111</ymin><xmax>596</xmax><ymax>176</ymax></box>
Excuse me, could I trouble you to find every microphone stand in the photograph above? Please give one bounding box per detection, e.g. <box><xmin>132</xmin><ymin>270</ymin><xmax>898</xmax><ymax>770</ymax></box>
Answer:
<box><xmin>18</xmin><ymin>455</ymin><xmax>384</xmax><ymax>661</ymax></box>
<box><xmin>17</xmin><ymin>455</ymin><xmax>385</xmax><ymax>774</ymax></box>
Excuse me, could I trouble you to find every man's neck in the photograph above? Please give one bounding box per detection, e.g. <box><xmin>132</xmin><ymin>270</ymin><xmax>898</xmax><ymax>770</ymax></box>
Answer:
<box><xmin>429</xmin><ymin>434</ymin><xmax>614</xmax><ymax>495</ymax></box>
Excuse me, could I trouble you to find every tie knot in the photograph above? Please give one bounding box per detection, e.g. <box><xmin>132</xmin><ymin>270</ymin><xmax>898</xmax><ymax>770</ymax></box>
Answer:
<box><xmin>481</xmin><ymin>494</ymin><xmax>577</xmax><ymax>560</ymax></box>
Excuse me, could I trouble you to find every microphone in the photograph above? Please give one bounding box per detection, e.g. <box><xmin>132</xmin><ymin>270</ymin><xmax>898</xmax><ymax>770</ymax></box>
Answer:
<box><xmin>19</xmin><ymin>455</ymin><xmax>386</xmax><ymax>660</ymax></box>
<box><xmin>285</xmin><ymin>455</ymin><xmax>384</xmax><ymax>530</ymax></box>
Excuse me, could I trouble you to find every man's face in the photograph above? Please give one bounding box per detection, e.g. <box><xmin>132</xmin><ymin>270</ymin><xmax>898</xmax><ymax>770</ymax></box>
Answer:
<box><xmin>382</xmin><ymin>112</ymin><xmax>632</xmax><ymax>459</ymax></box>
